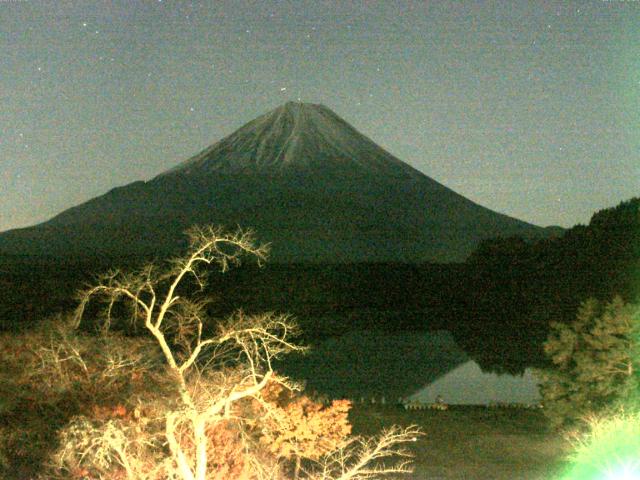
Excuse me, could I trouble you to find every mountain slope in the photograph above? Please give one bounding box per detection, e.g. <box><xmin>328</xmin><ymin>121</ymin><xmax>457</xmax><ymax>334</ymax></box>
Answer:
<box><xmin>0</xmin><ymin>102</ymin><xmax>557</xmax><ymax>262</ymax></box>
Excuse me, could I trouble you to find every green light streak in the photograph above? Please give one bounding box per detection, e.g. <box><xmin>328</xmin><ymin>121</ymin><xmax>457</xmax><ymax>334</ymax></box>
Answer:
<box><xmin>603</xmin><ymin>460</ymin><xmax>640</xmax><ymax>480</ymax></box>
<box><xmin>557</xmin><ymin>412</ymin><xmax>640</xmax><ymax>480</ymax></box>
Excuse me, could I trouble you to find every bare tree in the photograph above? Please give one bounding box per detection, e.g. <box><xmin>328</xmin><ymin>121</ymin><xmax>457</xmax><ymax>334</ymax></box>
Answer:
<box><xmin>304</xmin><ymin>425</ymin><xmax>422</xmax><ymax>480</ymax></box>
<box><xmin>48</xmin><ymin>226</ymin><xmax>421</xmax><ymax>480</ymax></box>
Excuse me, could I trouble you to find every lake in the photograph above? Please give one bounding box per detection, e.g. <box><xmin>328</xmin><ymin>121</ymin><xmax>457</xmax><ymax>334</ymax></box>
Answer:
<box><xmin>278</xmin><ymin>329</ymin><xmax>541</xmax><ymax>405</ymax></box>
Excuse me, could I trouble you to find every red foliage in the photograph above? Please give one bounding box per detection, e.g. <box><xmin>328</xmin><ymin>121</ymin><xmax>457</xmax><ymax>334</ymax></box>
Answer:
<box><xmin>90</xmin><ymin>403</ymin><xmax>130</xmax><ymax>421</ymax></box>
<box><xmin>168</xmin><ymin>380</ymin><xmax>352</xmax><ymax>480</ymax></box>
<box><xmin>206</xmin><ymin>421</ymin><xmax>253</xmax><ymax>480</ymax></box>
<box><xmin>256</xmin><ymin>381</ymin><xmax>352</xmax><ymax>461</ymax></box>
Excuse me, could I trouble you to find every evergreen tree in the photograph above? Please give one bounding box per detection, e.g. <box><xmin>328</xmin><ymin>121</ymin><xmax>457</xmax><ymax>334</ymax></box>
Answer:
<box><xmin>536</xmin><ymin>296</ymin><xmax>638</xmax><ymax>429</ymax></box>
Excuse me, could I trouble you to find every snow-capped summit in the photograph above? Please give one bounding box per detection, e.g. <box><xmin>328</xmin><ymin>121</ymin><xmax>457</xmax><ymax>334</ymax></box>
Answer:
<box><xmin>163</xmin><ymin>102</ymin><xmax>421</xmax><ymax>179</ymax></box>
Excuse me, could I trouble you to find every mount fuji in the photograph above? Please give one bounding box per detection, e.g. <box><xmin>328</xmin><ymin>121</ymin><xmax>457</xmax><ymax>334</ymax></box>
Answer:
<box><xmin>0</xmin><ymin>102</ymin><xmax>557</xmax><ymax>262</ymax></box>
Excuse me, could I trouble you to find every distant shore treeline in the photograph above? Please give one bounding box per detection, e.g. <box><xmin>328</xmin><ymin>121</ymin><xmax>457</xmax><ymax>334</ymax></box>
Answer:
<box><xmin>459</xmin><ymin>197</ymin><xmax>639</xmax><ymax>372</ymax></box>
<box><xmin>1</xmin><ymin>197</ymin><xmax>637</xmax><ymax>373</ymax></box>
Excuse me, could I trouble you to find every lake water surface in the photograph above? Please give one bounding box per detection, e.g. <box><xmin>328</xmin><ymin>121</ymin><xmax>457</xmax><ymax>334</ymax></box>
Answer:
<box><xmin>278</xmin><ymin>329</ymin><xmax>541</xmax><ymax>405</ymax></box>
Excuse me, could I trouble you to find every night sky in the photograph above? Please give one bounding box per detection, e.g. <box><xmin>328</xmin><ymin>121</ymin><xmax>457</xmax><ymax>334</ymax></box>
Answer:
<box><xmin>2</xmin><ymin>0</ymin><xmax>638</xmax><ymax>233</ymax></box>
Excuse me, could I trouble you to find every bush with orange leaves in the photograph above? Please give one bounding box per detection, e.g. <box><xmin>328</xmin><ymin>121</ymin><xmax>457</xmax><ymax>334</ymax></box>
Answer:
<box><xmin>257</xmin><ymin>381</ymin><xmax>352</xmax><ymax>466</ymax></box>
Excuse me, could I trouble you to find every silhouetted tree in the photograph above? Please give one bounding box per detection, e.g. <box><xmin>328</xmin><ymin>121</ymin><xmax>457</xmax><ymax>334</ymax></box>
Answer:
<box><xmin>462</xmin><ymin>197</ymin><xmax>640</xmax><ymax>373</ymax></box>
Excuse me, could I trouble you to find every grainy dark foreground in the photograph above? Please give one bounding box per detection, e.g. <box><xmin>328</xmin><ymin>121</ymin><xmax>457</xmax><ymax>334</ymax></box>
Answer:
<box><xmin>348</xmin><ymin>404</ymin><xmax>571</xmax><ymax>480</ymax></box>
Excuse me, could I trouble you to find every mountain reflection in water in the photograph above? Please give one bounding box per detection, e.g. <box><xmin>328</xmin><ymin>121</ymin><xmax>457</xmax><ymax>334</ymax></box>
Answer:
<box><xmin>278</xmin><ymin>329</ymin><xmax>540</xmax><ymax>404</ymax></box>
